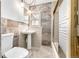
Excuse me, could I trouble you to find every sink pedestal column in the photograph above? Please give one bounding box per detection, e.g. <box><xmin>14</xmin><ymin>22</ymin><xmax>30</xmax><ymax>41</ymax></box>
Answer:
<box><xmin>27</xmin><ymin>34</ymin><xmax>31</xmax><ymax>49</ymax></box>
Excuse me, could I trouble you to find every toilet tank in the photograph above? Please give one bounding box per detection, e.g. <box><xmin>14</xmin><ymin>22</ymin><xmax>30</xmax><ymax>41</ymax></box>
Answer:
<box><xmin>1</xmin><ymin>33</ymin><xmax>14</xmax><ymax>56</ymax></box>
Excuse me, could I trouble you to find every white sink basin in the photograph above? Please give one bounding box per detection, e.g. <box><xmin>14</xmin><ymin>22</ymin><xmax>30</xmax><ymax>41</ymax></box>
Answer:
<box><xmin>21</xmin><ymin>29</ymin><xmax>36</xmax><ymax>49</ymax></box>
<box><xmin>21</xmin><ymin>29</ymin><xmax>36</xmax><ymax>34</ymax></box>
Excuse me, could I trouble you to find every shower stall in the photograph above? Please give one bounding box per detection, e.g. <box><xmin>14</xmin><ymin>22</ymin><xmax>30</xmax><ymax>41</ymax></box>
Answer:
<box><xmin>41</xmin><ymin>3</ymin><xmax>51</xmax><ymax>46</ymax></box>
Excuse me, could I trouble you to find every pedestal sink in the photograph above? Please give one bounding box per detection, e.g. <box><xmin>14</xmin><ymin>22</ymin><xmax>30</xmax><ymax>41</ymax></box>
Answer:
<box><xmin>21</xmin><ymin>29</ymin><xmax>36</xmax><ymax>49</ymax></box>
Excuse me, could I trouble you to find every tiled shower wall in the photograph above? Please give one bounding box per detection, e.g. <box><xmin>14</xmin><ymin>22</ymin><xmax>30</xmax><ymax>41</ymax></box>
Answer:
<box><xmin>30</xmin><ymin>3</ymin><xmax>51</xmax><ymax>46</ymax></box>
<box><xmin>1</xmin><ymin>17</ymin><xmax>28</xmax><ymax>47</ymax></box>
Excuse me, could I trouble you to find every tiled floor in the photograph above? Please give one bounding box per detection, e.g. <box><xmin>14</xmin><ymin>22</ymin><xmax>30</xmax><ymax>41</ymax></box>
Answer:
<box><xmin>0</xmin><ymin>46</ymin><xmax>53</xmax><ymax>58</ymax></box>
<box><xmin>30</xmin><ymin>46</ymin><xmax>53</xmax><ymax>58</ymax></box>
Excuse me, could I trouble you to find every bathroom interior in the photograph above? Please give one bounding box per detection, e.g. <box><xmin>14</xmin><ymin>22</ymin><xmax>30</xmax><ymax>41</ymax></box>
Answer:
<box><xmin>1</xmin><ymin>0</ymin><xmax>79</xmax><ymax>58</ymax></box>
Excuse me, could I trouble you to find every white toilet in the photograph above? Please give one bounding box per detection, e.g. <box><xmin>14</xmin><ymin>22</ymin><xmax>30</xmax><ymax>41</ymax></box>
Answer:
<box><xmin>1</xmin><ymin>33</ymin><xmax>29</xmax><ymax>58</ymax></box>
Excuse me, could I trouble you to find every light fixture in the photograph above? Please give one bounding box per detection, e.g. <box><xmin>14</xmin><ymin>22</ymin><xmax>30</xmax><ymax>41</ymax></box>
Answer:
<box><xmin>22</xmin><ymin>0</ymin><xmax>36</xmax><ymax>15</ymax></box>
<box><xmin>24</xmin><ymin>0</ymin><xmax>35</xmax><ymax>5</ymax></box>
<box><xmin>27</xmin><ymin>10</ymin><xmax>32</xmax><ymax>16</ymax></box>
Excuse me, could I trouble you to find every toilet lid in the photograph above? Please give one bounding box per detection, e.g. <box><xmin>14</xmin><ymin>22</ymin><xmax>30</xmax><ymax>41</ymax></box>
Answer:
<box><xmin>5</xmin><ymin>47</ymin><xmax>29</xmax><ymax>58</ymax></box>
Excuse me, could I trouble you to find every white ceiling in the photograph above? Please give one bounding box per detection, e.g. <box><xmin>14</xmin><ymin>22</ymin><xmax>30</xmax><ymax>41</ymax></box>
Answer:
<box><xmin>24</xmin><ymin>0</ymin><xmax>57</xmax><ymax>6</ymax></box>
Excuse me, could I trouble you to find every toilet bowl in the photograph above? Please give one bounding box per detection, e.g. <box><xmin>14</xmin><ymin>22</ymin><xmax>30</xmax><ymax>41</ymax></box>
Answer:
<box><xmin>5</xmin><ymin>47</ymin><xmax>29</xmax><ymax>58</ymax></box>
<box><xmin>1</xmin><ymin>33</ymin><xmax>29</xmax><ymax>58</ymax></box>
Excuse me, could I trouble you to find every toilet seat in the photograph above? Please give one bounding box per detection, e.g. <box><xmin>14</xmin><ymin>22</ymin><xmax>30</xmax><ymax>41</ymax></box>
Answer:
<box><xmin>5</xmin><ymin>47</ymin><xmax>29</xmax><ymax>58</ymax></box>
